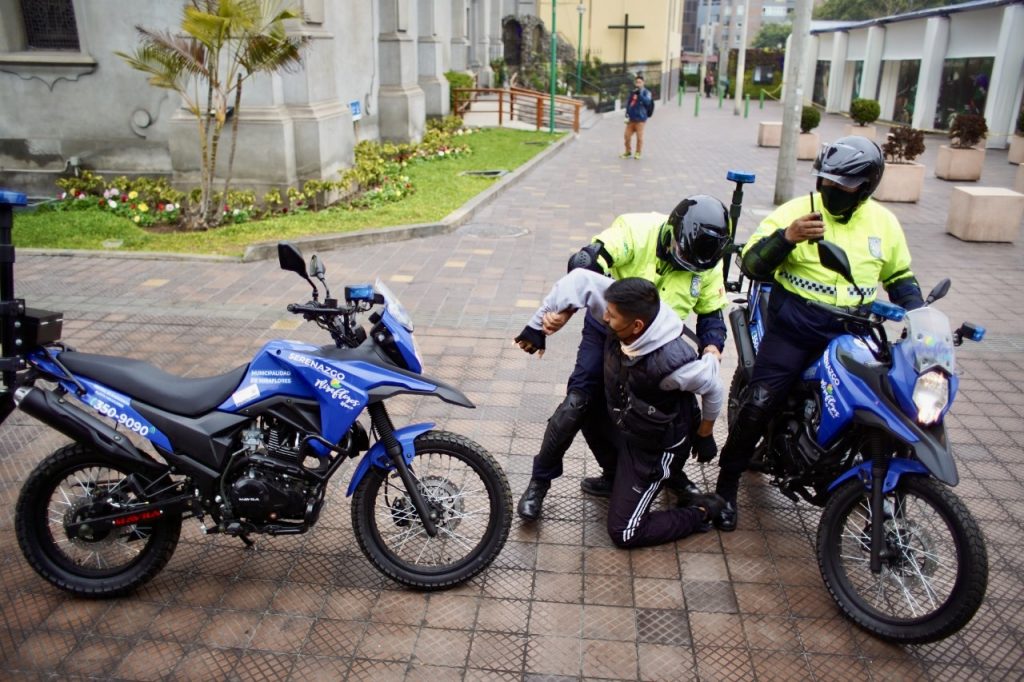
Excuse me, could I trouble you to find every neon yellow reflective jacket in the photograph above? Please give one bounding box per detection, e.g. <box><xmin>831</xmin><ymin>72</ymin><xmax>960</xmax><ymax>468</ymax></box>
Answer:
<box><xmin>593</xmin><ymin>212</ymin><xmax>728</xmax><ymax>319</ymax></box>
<box><xmin>743</xmin><ymin>194</ymin><xmax>915</xmax><ymax>307</ymax></box>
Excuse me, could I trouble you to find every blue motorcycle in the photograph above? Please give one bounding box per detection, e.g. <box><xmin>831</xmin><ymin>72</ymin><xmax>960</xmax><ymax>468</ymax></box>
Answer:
<box><xmin>2</xmin><ymin>239</ymin><xmax>512</xmax><ymax>596</ymax></box>
<box><xmin>726</xmin><ymin>239</ymin><xmax>988</xmax><ymax>643</ymax></box>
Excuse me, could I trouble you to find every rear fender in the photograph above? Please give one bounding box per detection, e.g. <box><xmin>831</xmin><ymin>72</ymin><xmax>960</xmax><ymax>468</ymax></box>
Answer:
<box><xmin>828</xmin><ymin>458</ymin><xmax>929</xmax><ymax>494</ymax></box>
<box><xmin>345</xmin><ymin>422</ymin><xmax>434</xmax><ymax>497</ymax></box>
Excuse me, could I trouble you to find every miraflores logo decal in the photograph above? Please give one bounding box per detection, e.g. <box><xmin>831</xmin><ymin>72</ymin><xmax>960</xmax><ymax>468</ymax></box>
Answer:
<box><xmin>314</xmin><ymin>377</ymin><xmax>361</xmax><ymax>410</ymax></box>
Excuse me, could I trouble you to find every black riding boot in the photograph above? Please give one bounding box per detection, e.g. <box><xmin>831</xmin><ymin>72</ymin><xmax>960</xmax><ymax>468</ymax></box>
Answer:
<box><xmin>519</xmin><ymin>390</ymin><xmax>591</xmax><ymax>520</ymax></box>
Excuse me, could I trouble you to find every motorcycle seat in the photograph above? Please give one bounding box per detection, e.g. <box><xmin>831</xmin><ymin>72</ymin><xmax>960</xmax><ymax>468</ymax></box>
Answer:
<box><xmin>59</xmin><ymin>352</ymin><xmax>249</xmax><ymax>418</ymax></box>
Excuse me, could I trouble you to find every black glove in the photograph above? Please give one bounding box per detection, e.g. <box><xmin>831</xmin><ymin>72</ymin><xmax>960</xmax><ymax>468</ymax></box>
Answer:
<box><xmin>691</xmin><ymin>432</ymin><xmax>718</xmax><ymax>463</ymax></box>
<box><xmin>514</xmin><ymin>325</ymin><xmax>546</xmax><ymax>354</ymax></box>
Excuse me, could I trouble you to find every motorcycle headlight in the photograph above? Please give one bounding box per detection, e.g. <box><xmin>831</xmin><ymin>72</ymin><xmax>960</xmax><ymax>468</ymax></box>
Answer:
<box><xmin>912</xmin><ymin>371</ymin><xmax>949</xmax><ymax>425</ymax></box>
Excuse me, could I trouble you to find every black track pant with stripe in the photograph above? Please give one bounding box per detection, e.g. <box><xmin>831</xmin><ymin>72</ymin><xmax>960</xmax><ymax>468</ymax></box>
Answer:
<box><xmin>606</xmin><ymin>440</ymin><xmax>706</xmax><ymax>549</ymax></box>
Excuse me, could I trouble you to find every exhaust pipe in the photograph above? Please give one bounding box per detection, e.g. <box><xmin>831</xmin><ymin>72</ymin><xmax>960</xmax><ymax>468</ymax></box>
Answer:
<box><xmin>729</xmin><ymin>308</ymin><xmax>756</xmax><ymax>384</ymax></box>
<box><xmin>14</xmin><ymin>387</ymin><xmax>166</xmax><ymax>476</ymax></box>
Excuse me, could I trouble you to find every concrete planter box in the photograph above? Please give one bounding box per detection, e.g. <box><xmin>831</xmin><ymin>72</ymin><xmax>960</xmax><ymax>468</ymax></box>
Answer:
<box><xmin>1016</xmin><ymin>164</ymin><xmax>1024</xmax><ymax>194</ymax></box>
<box><xmin>1009</xmin><ymin>135</ymin><xmax>1024</xmax><ymax>165</ymax></box>
<box><xmin>758</xmin><ymin>121</ymin><xmax>782</xmax><ymax>147</ymax></box>
<box><xmin>935</xmin><ymin>145</ymin><xmax>985</xmax><ymax>181</ymax></box>
<box><xmin>947</xmin><ymin>186</ymin><xmax>1024</xmax><ymax>242</ymax></box>
<box><xmin>875</xmin><ymin>162</ymin><xmax>925</xmax><ymax>203</ymax></box>
<box><xmin>797</xmin><ymin>132</ymin><xmax>820</xmax><ymax>160</ymax></box>
<box><xmin>843</xmin><ymin>124</ymin><xmax>877</xmax><ymax>141</ymax></box>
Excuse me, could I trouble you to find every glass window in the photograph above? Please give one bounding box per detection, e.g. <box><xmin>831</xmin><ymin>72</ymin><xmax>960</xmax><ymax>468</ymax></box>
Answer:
<box><xmin>851</xmin><ymin>61</ymin><xmax>863</xmax><ymax>101</ymax></box>
<box><xmin>934</xmin><ymin>57</ymin><xmax>994</xmax><ymax>130</ymax></box>
<box><xmin>813</xmin><ymin>60</ymin><xmax>829</xmax><ymax>106</ymax></box>
<box><xmin>20</xmin><ymin>0</ymin><xmax>80</xmax><ymax>50</ymax></box>
<box><xmin>893</xmin><ymin>60</ymin><xmax>921</xmax><ymax>124</ymax></box>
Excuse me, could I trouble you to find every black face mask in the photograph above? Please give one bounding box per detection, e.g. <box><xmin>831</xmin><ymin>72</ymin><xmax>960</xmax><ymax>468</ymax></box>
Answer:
<box><xmin>818</xmin><ymin>182</ymin><xmax>861</xmax><ymax>223</ymax></box>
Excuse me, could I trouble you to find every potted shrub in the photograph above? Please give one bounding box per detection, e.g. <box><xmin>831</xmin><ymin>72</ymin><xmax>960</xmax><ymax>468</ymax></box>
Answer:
<box><xmin>845</xmin><ymin>98</ymin><xmax>881</xmax><ymax>140</ymax></box>
<box><xmin>875</xmin><ymin>126</ymin><xmax>926</xmax><ymax>203</ymax></box>
<box><xmin>798</xmin><ymin>105</ymin><xmax>821</xmax><ymax>160</ymax></box>
<box><xmin>936</xmin><ymin>113</ymin><xmax>987</xmax><ymax>181</ymax></box>
<box><xmin>1009</xmin><ymin>109</ymin><xmax>1024</xmax><ymax>165</ymax></box>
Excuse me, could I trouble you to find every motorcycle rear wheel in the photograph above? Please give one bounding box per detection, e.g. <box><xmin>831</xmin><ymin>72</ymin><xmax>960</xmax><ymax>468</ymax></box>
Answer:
<box><xmin>351</xmin><ymin>430</ymin><xmax>512</xmax><ymax>590</ymax></box>
<box><xmin>817</xmin><ymin>476</ymin><xmax>987</xmax><ymax>643</ymax></box>
<box><xmin>15</xmin><ymin>443</ymin><xmax>181</xmax><ymax>598</ymax></box>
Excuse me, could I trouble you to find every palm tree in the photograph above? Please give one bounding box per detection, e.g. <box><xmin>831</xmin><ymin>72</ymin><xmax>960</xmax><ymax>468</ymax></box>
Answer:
<box><xmin>118</xmin><ymin>0</ymin><xmax>306</xmax><ymax>229</ymax></box>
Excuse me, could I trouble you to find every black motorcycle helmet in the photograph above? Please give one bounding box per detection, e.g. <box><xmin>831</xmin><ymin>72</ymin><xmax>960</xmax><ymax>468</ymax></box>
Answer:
<box><xmin>812</xmin><ymin>136</ymin><xmax>885</xmax><ymax>216</ymax></box>
<box><xmin>660</xmin><ymin>194</ymin><xmax>731</xmax><ymax>272</ymax></box>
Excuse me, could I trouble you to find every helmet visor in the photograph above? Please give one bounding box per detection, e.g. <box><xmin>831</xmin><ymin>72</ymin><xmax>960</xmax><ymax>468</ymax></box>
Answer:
<box><xmin>671</xmin><ymin>225</ymin><xmax>726</xmax><ymax>270</ymax></box>
<box><xmin>813</xmin><ymin>169</ymin><xmax>864</xmax><ymax>189</ymax></box>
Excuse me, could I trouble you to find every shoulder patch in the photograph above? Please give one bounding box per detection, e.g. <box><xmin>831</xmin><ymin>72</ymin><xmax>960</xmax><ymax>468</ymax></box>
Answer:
<box><xmin>690</xmin><ymin>275</ymin><xmax>702</xmax><ymax>298</ymax></box>
<box><xmin>868</xmin><ymin>236</ymin><xmax>882</xmax><ymax>259</ymax></box>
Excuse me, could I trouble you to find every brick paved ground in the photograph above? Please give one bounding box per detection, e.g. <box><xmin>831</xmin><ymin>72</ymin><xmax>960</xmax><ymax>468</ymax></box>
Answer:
<box><xmin>1</xmin><ymin>98</ymin><xmax>1023</xmax><ymax>680</ymax></box>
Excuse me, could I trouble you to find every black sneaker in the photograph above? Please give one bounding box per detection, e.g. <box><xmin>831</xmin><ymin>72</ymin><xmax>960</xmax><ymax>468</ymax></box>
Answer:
<box><xmin>580</xmin><ymin>475</ymin><xmax>614</xmax><ymax>498</ymax></box>
<box><xmin>517</xmin><ymin>479</ymin><xmax>550</xmax><ymax>521</ymax></box>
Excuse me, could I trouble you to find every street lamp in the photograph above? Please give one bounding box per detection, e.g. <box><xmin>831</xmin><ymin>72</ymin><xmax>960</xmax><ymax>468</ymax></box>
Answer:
<box><xmin>576</xmin><ymin>3</ymin><xmax>585</xmax><ymax>93</ymax></box>
<box><xmin>549</xmin><ymin>0</ymin><xmax>557</xmax><ymax>133</ymax></box>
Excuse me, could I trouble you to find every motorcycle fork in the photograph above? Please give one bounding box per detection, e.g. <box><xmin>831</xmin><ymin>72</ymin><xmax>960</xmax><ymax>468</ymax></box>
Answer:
<box><xmin>865</xmin><ymin>433</ymin><xmax>893</xmax><ymax>574</ymax></box>
<box><xmin>368</xmin><ymin>402</ymin><xmax>438</xmax><ymax>537</ymax></box>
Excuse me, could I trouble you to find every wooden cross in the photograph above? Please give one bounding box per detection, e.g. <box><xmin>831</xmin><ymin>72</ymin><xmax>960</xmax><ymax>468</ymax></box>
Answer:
<box><xmin>608</xmin><ymin>13</ymin><xmax>645</xmax><ymax>67</ymax></box>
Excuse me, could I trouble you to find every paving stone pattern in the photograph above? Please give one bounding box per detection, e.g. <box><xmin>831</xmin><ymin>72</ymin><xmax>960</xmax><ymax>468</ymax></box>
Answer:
<box><xmin>1</xmin><ymin>100</ymin><xmax>1023</xmax><ymax>680</ymax></box>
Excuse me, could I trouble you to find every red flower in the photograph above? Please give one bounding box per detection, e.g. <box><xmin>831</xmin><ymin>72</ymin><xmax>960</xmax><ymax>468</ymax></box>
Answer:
<box><xmin>98</xmin><ymin>199</ymin><xmax>104</xmax><ymax>207</ymax></box>
<box><xmin>157</xmin><ymin>203</ymin><xmax>165</xmax><ymax>211</ymax></box>
<box><xmin>282</xmin><ymin>207</ymin><xmax>289</xmax><ymax>213</ymax></box>
<box><xmin>224</xmin><ymin>204</ymin><xmax>229</xmax><ymax>211</ymax></box>
<box><xmin>121</xmin><ymin>194</ymin><xmax>128</xmax><ymax>202</ymax></box>
<box><xmin>130</xmin><ymin>203</ymin><xmax>137</xmax><ymax>210</ymax></box>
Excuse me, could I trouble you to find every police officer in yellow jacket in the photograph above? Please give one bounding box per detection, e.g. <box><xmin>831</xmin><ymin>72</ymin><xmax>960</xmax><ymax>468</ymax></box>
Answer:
<box><xmin>712</xmin><ymin>137</ymin><xmax>925</xmax><ymax>531</ymax></box>
<box><xmin>515</xmin><ymin>195</ymin><xmax>732</xmax><ymax>520</ymax></box>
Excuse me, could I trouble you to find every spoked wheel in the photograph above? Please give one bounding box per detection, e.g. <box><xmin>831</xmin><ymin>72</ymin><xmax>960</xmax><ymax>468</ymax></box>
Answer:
<box><xmin>351</xmin><ymin>431</ymin><xmax>512</xmax><ymax>590</ymax></box>
<box><xmin>15</xmin><ymin>443</ymin><xmax>181</xmax><ymax>598</ymax></box>
<box><xmin>817</xmin><ymin>476</ymin><xmax>988</xmax><ymax>643</ymax></box>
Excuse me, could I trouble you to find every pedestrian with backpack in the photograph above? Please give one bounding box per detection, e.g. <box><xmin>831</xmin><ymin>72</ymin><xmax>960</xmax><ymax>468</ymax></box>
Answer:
<box><xmin>622</xmin><ymin>74</ymin><xmax>654</xmax><ymax>160</ymax></box>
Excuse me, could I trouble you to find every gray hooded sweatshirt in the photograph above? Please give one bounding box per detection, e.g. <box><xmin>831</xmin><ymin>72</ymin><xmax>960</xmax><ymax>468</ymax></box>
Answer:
<box><xmin>528</xmin><ymin>269</ymin><xmax>724</xmax><ymax>421</ymax></box>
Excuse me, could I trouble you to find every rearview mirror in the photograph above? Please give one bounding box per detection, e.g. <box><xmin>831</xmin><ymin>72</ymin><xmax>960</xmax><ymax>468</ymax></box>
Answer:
<box><xmin>308</xmin><ymin>254</ymin><xmax>325</xmax><ymax>279</ymax></box>
<box><xmin>817</xmin><ymin>240</ymin><xmax>855</xmax><ymax>285</ymax></box>
<box><xmin>278</xmin><ymin>242</ymin><xmax>307</xmax><ymax>276</ymax></box>
<box><xmin>926</xmin><ymin>278</ymin><xmax>951</xmax><ymax>305</ymax></box>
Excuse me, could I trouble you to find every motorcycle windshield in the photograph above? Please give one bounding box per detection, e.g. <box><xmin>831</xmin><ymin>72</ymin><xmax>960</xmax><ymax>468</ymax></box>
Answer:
<box><xmin>903</xmin><ymin>307</ymin><xmax>955</xmax><ymax>374</ymax></box>
<box><xmin>375</xmin><ymin>279</ymin><xmax>414</xmax><ymax>332</ymax></box>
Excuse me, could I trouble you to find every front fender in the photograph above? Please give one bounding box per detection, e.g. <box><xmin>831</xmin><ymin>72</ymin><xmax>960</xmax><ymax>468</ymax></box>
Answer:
<box><xmin>345</xmin><ymin>422</ymin><xmax>434</xmax><ymax>497</ymax></box>
<box><xmin>827</xmin><ymin>458</ymin><xmax>929</xmax><ymax>494</ymax></box>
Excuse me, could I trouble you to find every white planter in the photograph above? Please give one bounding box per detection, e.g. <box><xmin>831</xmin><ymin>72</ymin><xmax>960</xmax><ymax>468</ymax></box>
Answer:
<box><xmin>758</xmin><ymin>121</ymin><xmax>782</xmax><ymax>147</ymax></box>
<box><xmin>947</xmin><ymin>186</ymin><xmax>1024</xmax><ymax>242</ymax></box>
<box><xmin>797</xmin><ymin>132</ymin><xmax>820</xmax><ymax>160</ymax></box>
<box><xmin>1015</xmin><ymin>164</ymin><xmax>1024</xmax><ymax>194</ymax></box>
<box><xmin>935</xmin><ymin>145</ymin><xmax>985</xmax><ymax>182</ymax></box>
<box><xmin>1009</xmin><ymin>134</ymin><xmax>1024</xmax><ymax>165</ymax></box>
<box><xmin>875</xmin><ymin>162</ymin><xmax>925</xmax><ymax>203</ymax></box>
<box><xmin>843</xmin><ymin>124</ymin><xmax>877</xmax><ymax>141</ymax></box>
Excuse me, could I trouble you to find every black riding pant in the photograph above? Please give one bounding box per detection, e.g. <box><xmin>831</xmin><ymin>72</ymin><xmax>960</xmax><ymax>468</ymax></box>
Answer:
<box><xmin>715</xmin><ymin>287</ymin><xmax>845</xmax><ymax>499</ymax></box>
<box><xmin>607</xmin><ymin>439</ymin><xmax>705</xmax><ymax>548</ymax></box>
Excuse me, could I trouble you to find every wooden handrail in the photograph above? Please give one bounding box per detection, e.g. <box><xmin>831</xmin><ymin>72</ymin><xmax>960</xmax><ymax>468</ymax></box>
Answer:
<box><xmin>452</xmin><ymin>87</ymin><xmax>582</xmax><ymax>133</ymax></box>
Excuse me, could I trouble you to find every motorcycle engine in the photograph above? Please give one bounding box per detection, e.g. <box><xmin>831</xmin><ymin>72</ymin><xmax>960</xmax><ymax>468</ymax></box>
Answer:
<box><xmin>775</xmin><ymin>398</ymin><xmax>822</xmax><ymax>475</ymax></box>
<box><xmin>229</xmin><ymin>466</ymin><xmax>308</xmax><ymax>522</ymax></box>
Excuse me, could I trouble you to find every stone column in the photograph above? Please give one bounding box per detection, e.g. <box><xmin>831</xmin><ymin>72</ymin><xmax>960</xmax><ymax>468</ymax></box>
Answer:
<box><xmin>378</xmin><ymin>0</ymin><xmax>426</xmax><ymax>142</ymax></box>
<box><xmin>860</xmin><ymin>25</ymin><xmax>885</xmax><ymax>103</ymax></box>
<box><xmin>450</xmin><ymin>0</ymin><xmax>470</xmax><ymax>72</ymax></box>
<box><xmin>984</xmin><ymin>3</ymin><xmax>1024</xmax><ymax>148</ymax></box>
<box><xmin>489</xmin><ymin>0</ymin><xmax>504</xmax><ymax>63</ymax></box>
<box><xmin>419</xmin><ymin>0</ymin><xmax>451</xmax><ymax>116</ymax></box>
<box><xmin>877</xmin><ymin>60</ymin><xmax>899</xmax><ymax>121</ymax></box>
<box><xmin>825</xmin><ymin>31</ymin><xmax>848</xmax><ymax>113</ymax></box>
<box><xmin>801</xmin><ymin>34</ymin><xmax>819</xmax><ymax>104</ymax></box>
<box><xmin>470</xmin><ymin>0</ymin><xmax>493</xmax><ymax>86</ymax></box>
<box><xmin>911</xmin><ymin>15</ymin><xmax>949</xmax><ymax>132</ymax></box>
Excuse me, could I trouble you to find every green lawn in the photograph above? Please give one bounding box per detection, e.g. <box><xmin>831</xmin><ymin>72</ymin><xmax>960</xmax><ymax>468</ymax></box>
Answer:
<box><xmin>13</xmin><ymin>128</ymin><xmax>563</xmax><ymax>258</ymax></box>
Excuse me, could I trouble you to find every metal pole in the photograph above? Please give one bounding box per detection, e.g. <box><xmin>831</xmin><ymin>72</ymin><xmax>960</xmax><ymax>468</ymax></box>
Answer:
<box><xmin>775</xmin><ymin>0</ymin><xmax>815</xmax><ymax>205</ymax></box>
<box><xmin>576</xmin><ymin>4</ymin><xmax>584</xmax><ymax>93</ymax></box>
<box><xmin>760</xmin><ymin>89</ymin><xmax>765</xmax><ymax>109</ymax></box>
<box><xmin>744</xmin><ymin>93</ymin><xmax>750</xmax><ymax>118</ymax></box>
<box><xmin>678</xmin><ymin>83</ymin><xmax>683</xmax><ymax>106</ymax></box>
<box><xmin>700</xmin><ymin>0</ymin><xmax>712</xmax><ymax>88</ymax></box>
<box><xmin>694</xmin><ymin>88</ymin><xmax>701</xmax><ymax>116</ymax></box>
<box><xmin>550</xmin><ymin>0</ymin><xmax>557</xmax><ymax>133</ymax></box>
<box><xmin>0</xmin><ymin>190</ymin><xmax>27</xmax><ymax>405</ymax></box>
<box><xmin>733</xmin><ymin>0</ymin><xmax>752</xmax><ymax>116</ymax></box>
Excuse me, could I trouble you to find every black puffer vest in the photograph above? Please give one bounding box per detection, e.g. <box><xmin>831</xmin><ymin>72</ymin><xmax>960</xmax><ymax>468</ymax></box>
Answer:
<box><xmin>604</xmin><ymin>333</ymin><xmax>700</xmax><ymax>452</ymax></box>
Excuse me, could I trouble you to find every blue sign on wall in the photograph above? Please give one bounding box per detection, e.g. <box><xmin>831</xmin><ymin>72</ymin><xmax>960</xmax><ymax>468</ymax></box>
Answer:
<box><xmin>350</xmin><ymin>100</ymin><xmax>362</xmax><ymax>122</ymax></box>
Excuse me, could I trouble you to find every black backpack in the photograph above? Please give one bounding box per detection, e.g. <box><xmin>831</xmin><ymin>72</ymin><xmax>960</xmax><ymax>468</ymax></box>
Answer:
<box><xmin>645</xmin><ymin>97</ymin><xmax>655</xmax><ymax>117</ymax></box>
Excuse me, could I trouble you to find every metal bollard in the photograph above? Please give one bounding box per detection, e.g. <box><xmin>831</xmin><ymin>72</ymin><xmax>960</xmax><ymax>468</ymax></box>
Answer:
<box><xmin>745</xmin><ymin>94</ymin><xmax>750</xmax><ymax>118</ymax></box>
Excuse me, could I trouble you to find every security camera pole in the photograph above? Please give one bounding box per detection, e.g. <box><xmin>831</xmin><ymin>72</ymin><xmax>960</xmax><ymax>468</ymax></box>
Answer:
<box><xmin>774</xmin><ymin>0</ymin><xmax>815</xmax><ymax>205</ymax></box>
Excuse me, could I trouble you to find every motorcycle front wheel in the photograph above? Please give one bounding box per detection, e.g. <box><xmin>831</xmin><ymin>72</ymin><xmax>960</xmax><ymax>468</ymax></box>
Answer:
<box><xmin>351</xmin><ymin>430</ymin><xmax>512</xmax><ymax>590</ymax></box>
<box><xmin>15</xmin><ymin>443</ymin><xmax>181</xmax><ymax>598</ymax></box>
<box><xmin>817</xmin><ymin>476</ymin><xmax>988</xmax><ymax>643</ymax></box>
